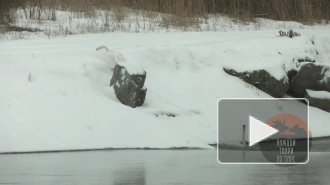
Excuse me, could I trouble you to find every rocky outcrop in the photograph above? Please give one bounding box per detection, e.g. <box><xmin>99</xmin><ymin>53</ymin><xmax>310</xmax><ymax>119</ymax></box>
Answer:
<box><xmin>288</xmin><ymin>63</ymin><xmax>330</xmax><ymax>96</ymax></box>
<box><xmin>110</xmin><ymin>63</ymin><xmax>147</xmax><ymax>108</ymax></box>
<box><xmin>223</xmin><ymin>56</ymin><xmax>330</xmax><ymax>112</ymax></box>
<box><xmin>304</xmin><ymin>89</ymin><xmax>330</xmax><ymax>112</ymax></box>
<box><xmin>223</xmin><ymin>68</ymin><xmax>289</xmax><ymax>98</ymax></box>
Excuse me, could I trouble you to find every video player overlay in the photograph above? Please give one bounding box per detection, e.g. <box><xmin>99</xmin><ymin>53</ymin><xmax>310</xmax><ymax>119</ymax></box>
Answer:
<box><xmin>217</xmin><ymin>99</ymin><xmax>310</xmax><ymax>166</ymax></box>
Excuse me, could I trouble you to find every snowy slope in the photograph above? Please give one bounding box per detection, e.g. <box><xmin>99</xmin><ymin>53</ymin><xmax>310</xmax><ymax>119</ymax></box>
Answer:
<box><xmin>1</xmin><ymin>26</ymin><xmax>330</xmax><ymax>152</ymax></box>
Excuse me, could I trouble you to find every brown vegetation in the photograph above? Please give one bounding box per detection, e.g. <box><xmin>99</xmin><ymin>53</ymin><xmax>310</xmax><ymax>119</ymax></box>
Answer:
<box><xmin>58</xmin><ymin>0</ymin><xmax>330</xmax><ymax>23</ymax></box>
<box><xmin>3</xmin><ymin>0</ymin><xmax>330</xmax><ymax>23</ymax></box>
<box><xmin>0</xmin><ymin>0</ymin><xmax>23</xmax><ymax>24</ymax></box>
<box><xmin>1</xmin><ymin>0</ymin><xmax>329</xmax><ymax>34</ymax></box>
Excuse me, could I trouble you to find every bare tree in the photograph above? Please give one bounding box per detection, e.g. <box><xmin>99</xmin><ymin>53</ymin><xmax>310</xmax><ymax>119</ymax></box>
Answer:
<box><xmin>0</xmin><ymin>0</ymin><xmax>24</xmax><ymax>25</ymax></box>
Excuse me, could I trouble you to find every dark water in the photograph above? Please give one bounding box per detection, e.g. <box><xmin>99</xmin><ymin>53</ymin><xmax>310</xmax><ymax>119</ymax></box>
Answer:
<box><xmin>0</xmin><ymin>150</ymin><xmax>329</xmax><ymax>185</ymax></box>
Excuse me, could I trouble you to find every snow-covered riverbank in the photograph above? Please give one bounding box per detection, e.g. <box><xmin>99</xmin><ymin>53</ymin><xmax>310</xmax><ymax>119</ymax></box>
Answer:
<box><xmin>1</xmin><ymin>22</ymin><xmax>330</xmax><ymax>152</ymax></box>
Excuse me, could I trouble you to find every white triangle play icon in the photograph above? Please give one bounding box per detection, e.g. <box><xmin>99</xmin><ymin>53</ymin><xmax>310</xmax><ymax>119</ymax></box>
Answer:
<box><xmin>249</xmin><ymin>116</ymin><xmax>279</xmax><ymax>147</ymax></box>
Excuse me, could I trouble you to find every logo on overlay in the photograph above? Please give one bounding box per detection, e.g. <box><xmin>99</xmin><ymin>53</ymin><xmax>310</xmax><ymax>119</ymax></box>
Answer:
<box><xmin>259</xmin><ymin>113</ymin><xmax>311</xmax><ymax>166</ymax></box>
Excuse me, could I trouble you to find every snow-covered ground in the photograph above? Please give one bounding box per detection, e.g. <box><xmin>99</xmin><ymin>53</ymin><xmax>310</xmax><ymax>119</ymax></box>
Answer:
<box><xmin>1</xmin><ymin>14</ymin><xmax>330</xmax><ymax>152</ymax></box>
<box><xmin>2</xmin><ymin>8</ymin><xmax>328</xmax><ymax>40</ymax></box>
<box><xmin>307</xmin><ymin>89</ymin><xmax>330</xmax><ymax>99</ymax></box>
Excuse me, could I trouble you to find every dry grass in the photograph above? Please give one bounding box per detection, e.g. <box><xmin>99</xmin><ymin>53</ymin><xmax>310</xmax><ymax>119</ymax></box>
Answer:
<box><xmin>107</xmin><ymin>0</ymin><xmax>330</xmax><ymax>24</ymax></box>
<box><xmin>1</xmin><ymin>0</ymin><xmax>329</xmax><ymax>39</ymax></box>
<box><xmin>0</xmin><ymin>0</ymin><xmax>23</xmax><ymax>25</ymax></box>
<box><xmin>4</xmin><ymin>0</ymin><xmax>330</xmax><ymax>24</ymax></box>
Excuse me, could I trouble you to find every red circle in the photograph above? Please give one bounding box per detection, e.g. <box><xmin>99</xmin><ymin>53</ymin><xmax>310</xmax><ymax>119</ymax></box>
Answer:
<box><xmin>266</xmin><ymin>113</ymin><xmax>309</xmax><ymax>136</ymax></box>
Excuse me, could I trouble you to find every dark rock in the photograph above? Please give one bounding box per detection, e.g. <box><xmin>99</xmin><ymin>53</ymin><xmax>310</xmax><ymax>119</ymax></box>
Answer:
<box><xmin>286</xmin><ymin>58</ymin><xmax>315</xmax><ymax>85</ymax></box>
<box><xmin>155</xmin><ymin>112</ymin><xmax>178</xmax><ymax>117</ymax></box>
<box><xmin>289</xmin><ymin>63</ymin><xmax>330</xmax><ymax>96</ymax></box>
<box><xmin>110</xmin><ymin>64</ymin><xmax>147</xmax><ymax>108</ymax></box>
<box><xmin>297</xmin><ymin>57</ymin><xmax>315</xmax><ymax>63</ymax></box>
<box><xmin>223</xmin><ymin>68</ymin><xmax>289</xmax><ymax>98</ymax></box>
<box><xmin>279</xmin><ymin>30</ymin><xmax>300</xmax><ymax>38</ymax></box>
<box><xmin>287</xmin><ymin>69</ymin><xmax>298</xmax><ymax>82</ymax></box>
<box><xmin>286</xmin><ymin>59</ymin><xmax>299</xmax><ymax>82</ymax></box>
<box><xmin>304</xmin><ymin>90</ymin><xmax>330</xmax><ymax>112</ymax></box>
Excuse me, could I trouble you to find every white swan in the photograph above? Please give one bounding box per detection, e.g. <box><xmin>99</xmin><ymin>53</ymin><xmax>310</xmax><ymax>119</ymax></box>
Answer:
<box><xmin>95</xmin><ymin>46</ymin><xmax>125</xmax><ymax>70</ymax></box>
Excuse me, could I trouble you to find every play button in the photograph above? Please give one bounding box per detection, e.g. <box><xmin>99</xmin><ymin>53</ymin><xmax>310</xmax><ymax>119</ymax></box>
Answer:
<box><xmin>217</xmin><ymin>99</ymin><xmax>310</xmax><ymax>165</ymax></box>
<box><xmin>249</xmin><ymin>116</ymin><xmax>279</xmax><ymax>147</ymax></box>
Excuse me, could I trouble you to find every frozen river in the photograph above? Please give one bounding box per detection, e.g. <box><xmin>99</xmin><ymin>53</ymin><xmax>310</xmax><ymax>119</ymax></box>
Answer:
<box><xmin>0</xmin><ymin>150</ymin><xmax>329</xmax><ymax>185</ymax></box>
